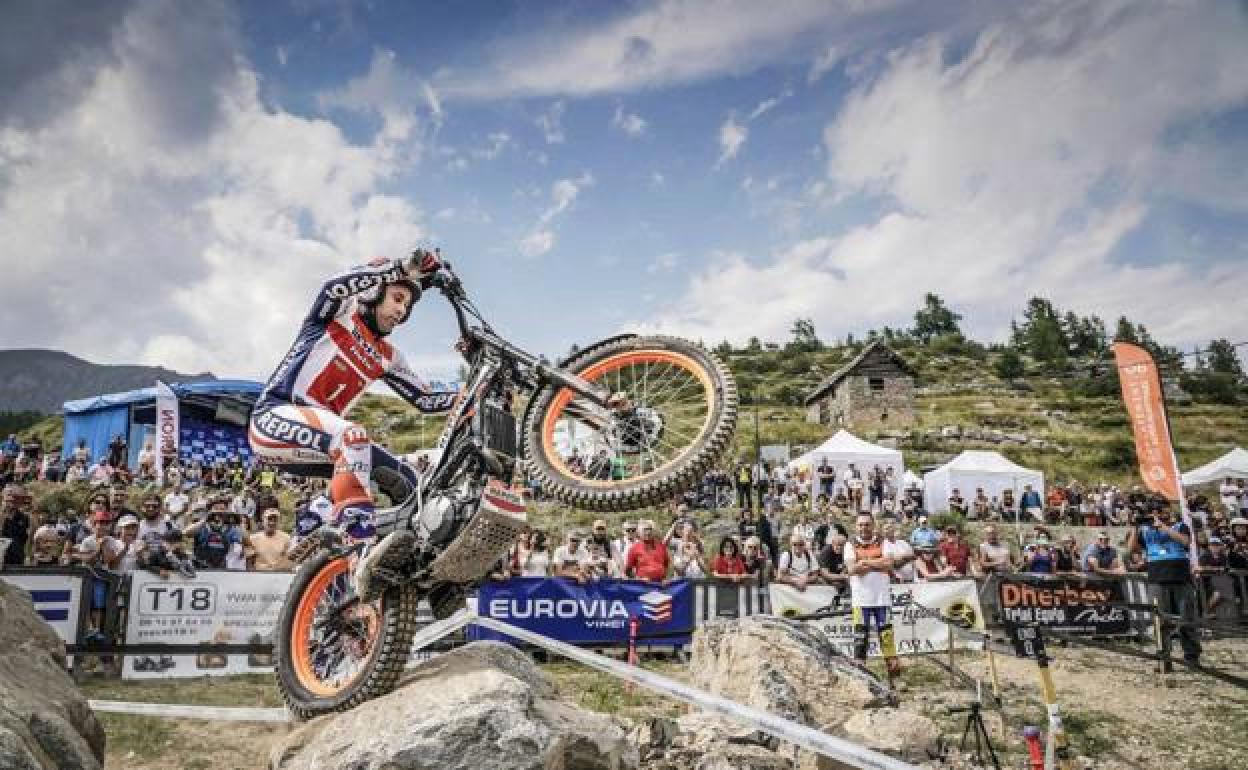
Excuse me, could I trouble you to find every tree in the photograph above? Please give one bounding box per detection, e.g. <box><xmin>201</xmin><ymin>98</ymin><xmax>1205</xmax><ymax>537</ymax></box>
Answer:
<box><xmin>1018</xmin><ymin>297</ymin><xmax>1068</xmax><ymax>367</ymax></box>
<box><xmin>1206</xmin><ymin>339</ymin><xmax>1244</xmax><ymax>377</ymax></box>
<box><xmin>912</xmin><ymin>293</ymin><xmax>963</xmax><ymax>343</ymax></box>
<box><xmin>994</xmin><ymin>348</ymin><xmax>1025</xmax><ymax>380</ymax></box>
<box><xmin>1113</xmin><ymin>316</ymin><xmax>1139</xmax><ymax>344</ymax></box>
<box><xmin>746</xmin><ymin>336</ymin><xmax>762</xmax><ymax>353</ymax></box>
<box><xmin>788</xmin><ymin>318</ymin><xmax>821</xmax><ymax>353</ymax></box>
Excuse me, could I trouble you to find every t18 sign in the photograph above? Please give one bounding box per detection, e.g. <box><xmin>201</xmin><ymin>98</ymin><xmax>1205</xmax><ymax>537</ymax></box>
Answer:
<box><xmin>138</xmin><ymin>583</ymin><xmax>217</xmax><ymax>615</ymax></box>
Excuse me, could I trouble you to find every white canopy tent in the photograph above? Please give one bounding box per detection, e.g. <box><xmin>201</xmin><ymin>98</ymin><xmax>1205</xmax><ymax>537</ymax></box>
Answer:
<box><xmin>923</xmin><ymin>450</ymin><xmax>1043</xmax><ymax>514</ymax></box>
<box><xmin>788</xmin><ymin>430</ymin><xmax>905</xmax><ymax>499</ymax></box>
<box><xmin>1182</xmin><ymin>447</ymin><xmax>1248</xmax><ymax>486</ymax></box>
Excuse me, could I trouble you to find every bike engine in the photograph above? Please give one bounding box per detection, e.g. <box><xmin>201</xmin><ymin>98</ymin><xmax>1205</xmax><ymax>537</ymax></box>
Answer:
<box><xmin>414</xmin><ymin>483</ymin><xmax>481</xmax><ymax>549</ymax></box>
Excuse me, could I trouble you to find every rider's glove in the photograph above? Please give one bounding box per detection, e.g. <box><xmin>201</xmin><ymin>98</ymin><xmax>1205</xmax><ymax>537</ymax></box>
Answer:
<box><xmin>407</xmin><ymin>248</ymin><xmax>442</xmax><ymax>278</ymax></box>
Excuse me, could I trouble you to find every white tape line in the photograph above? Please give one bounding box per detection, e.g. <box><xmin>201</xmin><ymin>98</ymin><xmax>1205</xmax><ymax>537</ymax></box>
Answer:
<box><xmin>427</xmin><ymin>610</ymin><xmax>916</xmax><ymax>770</ymax></box>
<box><xmin>89</xmin><ymin>700</ymin><xmax>292</xmax><ymax>723</ymax></box>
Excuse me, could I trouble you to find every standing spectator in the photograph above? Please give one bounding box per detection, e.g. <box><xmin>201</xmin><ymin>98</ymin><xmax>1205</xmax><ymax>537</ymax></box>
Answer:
<box><xmin>106</xmin><ymin>434</ymin><xmax>127</xmax><ymax>470</ymax></box>
<box><xmin>585</xmin><ymin>541</ymin><xmax>619</xmax><ymax>579</ymax></box>
<box><xmin>30</xmin><ymin>510</ymin><xmax>66</xmax><ymax>567</ymax></box>
<box><xmin>818</xmin><ymin>533</ymin><xmax>849</xmax><ymax>587</ymax></box>
<box><xmin>1127</xmin><ymin>499</ymin><xmax>1200</xmax><ymax>667</ymax></box>
<box><xmin>553</xmin><ymin>531</ymin><xmax>590</xmax><ymax>580</ymax></box>
<box><xmin>71</xmin><ymin>512</ymin><xmax>123</xmax><ymax>642</ymax></box>
<box><xmin>137</xmin><ymin>492</ymin><xmax>173</xmax><ymax>546</ymax></box>
<box><xmin>1229</xmin><ymin>517</ymin><xmax>1248</xmax><ymax>570</ymax></box>
<box><xmin>817</xmin><ymin>458</ymin><xmax>836</xmax><ymax>499</ymax></box>
<box><xmin>1001</xmin><ymin>488</ymin><xmax>1019</xmax><ymax>521</ymax></box>
<box><xmin>625</xmin><ymin>520</ymin><xmax>670</xmax><ymax>582</ymax></box>
<box><xmin>789</xmin><ymin>511</ymin><xmax>816</xmax><ymax>546</ymax></box>
<box><xmin>1055</xmin><ymin>534</ymin><xmax>1082</xmax><ymax>574</ymax></box>
<box><xmin>738</xmin><ymin>508</ymin><xmax>777</xmax><ymax>563</ymax></box>
<box><xmin>250</xmin><ymin>509</ymin><xmax>292</xmax><ymax>571</ymax></box>
<box><xmin>1081</xmin><ymin>531</ymin><xmax>1125</xmax><ymax>576</ymax></box>
<box><xmin>939</xmin><ymin>527</ymin><xmax>972</xmax><ymax>576</ymax></box>
<box><xmin>71</xmin><ymin>439</ymin><xmax>90</xmax><ymax>466</ymax></box>
<box><xmin>971</xmin><ymin>488</ymin><xmax>990</xmax><ymax>520</ymax></box>
<box><xmin>587</xmin><ymin>519</ymin><xmax>617</xmax><ymax>564</ymax></box>
<box><xmin>136</xmin><ymin>441</ymin><xmax>157</xmax><ymax>481</ymax></box>
<box><xmin>1020</xmin><ymin>484</ymin><xmax>1043</xmax><ymax>522</ymax></box>
<box><xmin>1196</xmin><ymin>537</ymin><xmax>1230</xmax><ymax>614</ymax></box>
<box><xmin>711</xmin><ymin>537</ymin><xmax>748</xmax><ymax>582</ymax></box>
<box><xmin>108</xmin><ymin>485</ymin><xmax>138</xmax><ymax>525</ymax></box>
<box><xmin>186</xmin><ymin>500</ymin><xmax>245</xmax><ymax>569</ymax></box>
<box><xmin>230</xmin><ymin>487</ymin><xmax>257</xmax><ymax>524</ymax></box>
<box><xmin>948</xmin><ymin>488</ymin><xmax>968</xmax><ymax>516</ymax></box>
<box><xmin>752</xmin><ymin>459</ymin><xmax>769</xmax><ymax>507</ymax></box>
<box><xmin>976</xmin><ymin>526</ymin><xmax>1014</xmax><ymax>575</ymax></box>
<box><xmin>65</xmin><ymin>459</ymin><xmax>88</xmax><ymax>484</ymax></box>
<box><xmin>164</xmin><ymin>485</ymin><xmax>191</xmax><ymax>526</ymax></box>
<box><xmin>844</xmin><ymin>463</ymin><xmax>864</xmax><ymax>511</ymax></box>
<box><xmin>844</xmin><ymin>513</ymin><xmax>902</xmax><ymax>683</ymax></box>
<box><xmin>812</xmin><ymin>507</ymin><xmax>848</xmax><ymax>552</ymax></box>
<box><xmin>1</xmin><ymin>485</ymin><xmax>34</xmax><ymax>567</ymax></box>
<box><xmin>0</xmin><ymin>435</ymin><xmax>19</xmax><ymax>458</ymax></box>
<box><xmin>115</xmin><ymin>516</ymin><xmax>143</xmax><ymax>575</ymax></box>
<box><xmin>735</xmin><ymin>462</ymin><xmax>754</xmax><ymax>509</ymax></box>
<box><xmin>880</xmin><ymin>521</ymin><xmax>916</xmax><ymax>583</ymax></box>
<box><xmin>87</xmin><ymin>457</ymin><xmax>115</xmax><ymax>486</ymax></box>
<box><xmin>224</xmin><ymin>514</ymin><xmax>250</xmax><ymax>570</ymax></box>
<box><xmin>612</xmin><ymin>521</ymin><xmax>639</xmax><ymax>574</ymax></box>
<box><xmin>868</xmin><ymin>465</ymin><xmax>886</xmax><ymax>513</ymax></box>
<box><xmin>1220</xmin><ymin>478</ymin><xmax>1240</xmax><ymax>516</ymax></box>
<box><xmin>776</xmin><ymin>533</ymin><xmax>819</xmax><ymax>592</ymax></box>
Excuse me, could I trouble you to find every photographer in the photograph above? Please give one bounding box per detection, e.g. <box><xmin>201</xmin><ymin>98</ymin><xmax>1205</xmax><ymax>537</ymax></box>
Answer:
<box><xmin>1126</xmin><ymin>497</ymin><xmax>1201</xmax><ymax>667</ymax></box>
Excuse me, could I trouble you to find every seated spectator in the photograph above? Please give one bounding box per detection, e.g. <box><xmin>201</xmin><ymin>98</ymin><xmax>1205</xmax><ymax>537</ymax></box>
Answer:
<box><xmin>519</xmin><ymin>530</ymin><xmax>552</xmax><ymax>577</ymax></box>
<box><xmin>948</xmin><ymin>488</ymin><xmax>968</xmax><ymax>516</ymax></box>
<box><xmin>914</xmin><ymin>547</ymin><xmax>956</xmax><ymax>580</ymax></box>
<box><xmin>976</xmin><ymin>526</ymin><xmax>1014</xmax><ymax>574</ymax></box>
<box><xmin>711</xmin><ymin>536</ymin><xmax>748</xmax><ymax>582</ymax></box>
<box><xmin>938</xmin><ymin>527</ymin><xmax>972</xmax><ymax>576</ymax></box>
<box><xmin>1054</xmin><ymin>534</ymin><xmax>1081</xmax><ymax>574</ymax></box>
<box><xmin>776</xmin><ymin>534</ymin><xmax>819</xmax><ymax>592</ymax></box>
<box><xmin>741</xmin><ymin>536</ymin><xmax>770</xmax><ymax>581</ymax></box>
<box><xmin>672</xmin><ymin>539</ymin><xmax>707</xmax><ymax>579</ymax></box>
<box><xmin>30</xmin><ymin>510</ymin><xmax>66</xmax><ymax>567</ymax></box>
<box><xmin>1023</xmin><ymin>536</ymin><xmax>1056</xmax><ymax>574</ymax></box>
<box><xmin>250</xmin><ymin>509</ymin><xmax>292</xmax><ymax>571</ymax></box>
<box><xmin>553</xmin><ymin>531</ymin><xmax>590</xmax><ymax>580</ymax></box>
<box><xmin>817</xmin><ymin>533</ymin><xmax>849</xmax><ymax>588</ymax></box>
<box><xmin>1081</xmin><ymin>531</ymin><xmax>1125</xmax><ymax>576</ymax></box>
<box><xmin>115</xmin><ymin>515</ymin><xmax>143</xmax><ymax>575</ymax></box>
<box><xmin>65</xmin><ymin>459</ymin><xmax>89</xmax><ymax>484</ymax></box>
<box><xmin>909</xmin><ymin>516</ymin><xmax>940</xmax><ymax>551</ymax></box>
<box><xmin>880</xmin><ymin>521</ymin><xmax>916</xmax><ymax>582</ymax></box>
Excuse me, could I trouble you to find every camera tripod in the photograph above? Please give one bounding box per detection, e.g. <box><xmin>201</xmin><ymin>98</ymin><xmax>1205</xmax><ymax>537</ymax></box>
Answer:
<box><xmin>947</xmin><ymin>700</ymin><xmax>1000</xmax><ymax>770</ymax></box>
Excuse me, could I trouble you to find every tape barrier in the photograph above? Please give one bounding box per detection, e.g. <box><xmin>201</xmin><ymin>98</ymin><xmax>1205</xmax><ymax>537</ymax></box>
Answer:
<box><xmin>88</xmin><ymin>700</ymin><xmax>291</xmax><ymax>722</ymax></box>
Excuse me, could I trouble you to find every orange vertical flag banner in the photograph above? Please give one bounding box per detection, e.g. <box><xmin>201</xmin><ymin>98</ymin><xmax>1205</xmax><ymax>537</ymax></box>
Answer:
<box><xmin>1112</xmin><ymin>342</ymin><xmax>1182</xmax><ymax>502</ymax></box>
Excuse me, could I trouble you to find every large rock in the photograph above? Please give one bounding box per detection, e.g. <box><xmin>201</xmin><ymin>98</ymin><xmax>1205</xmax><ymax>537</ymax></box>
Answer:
<box><xmin>0</xmin><ymin>579</ymin><xmax>106</xmax><ymax>770</ymax></box>
<box><xmin>271</xmin><ymin>641</ymin><xmax>636</xmax><ymax>770</ymax></box>
<box><xmin>825</xmin><ymin>708</ymin><xmax>940</xmax><ymax>769</ymax></box>
<box><xmin>688</xmin><ymin>616</ymin><xmax>893</xmax><ymax>730</ymax></box>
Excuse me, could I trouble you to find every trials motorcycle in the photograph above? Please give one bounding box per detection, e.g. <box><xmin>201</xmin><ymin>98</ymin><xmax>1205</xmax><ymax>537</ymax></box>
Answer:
<box><xmin>274</xmin><ymin>259</ymin><xmax>738</xmax><ymax>718</ymax></box>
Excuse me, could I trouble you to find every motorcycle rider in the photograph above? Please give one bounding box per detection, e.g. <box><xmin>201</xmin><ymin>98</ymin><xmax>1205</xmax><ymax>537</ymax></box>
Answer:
<box><xmin>248</xmin><ymin>249</ymin><xmax>458</xmax><ymax>600</ymax></box>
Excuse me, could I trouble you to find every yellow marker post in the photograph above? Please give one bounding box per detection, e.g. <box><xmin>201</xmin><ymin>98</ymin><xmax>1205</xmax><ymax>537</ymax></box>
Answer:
<box><xmin>1035</xmin><ymin>652</ymin><xmax>1072</xmax><ymax>770</ymax></box>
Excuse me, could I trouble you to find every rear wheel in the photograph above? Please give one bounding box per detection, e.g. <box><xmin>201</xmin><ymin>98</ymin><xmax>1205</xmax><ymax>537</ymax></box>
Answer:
<box><xmin>522</xmin><ymin>335</ymin><xmax>737</xmax><ymax>511</ymax></box>
<box><xmin>274</xmin><ymin>549</ymin><xmax>418</xmax><ymax>719</ymax></box>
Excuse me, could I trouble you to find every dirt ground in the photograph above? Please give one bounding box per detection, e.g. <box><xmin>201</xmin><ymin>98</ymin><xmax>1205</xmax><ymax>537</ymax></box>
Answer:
<box><xmin>82</xmin><ymin>639</ymin><xmax>1248</xmax><ymax>770</ymax></box>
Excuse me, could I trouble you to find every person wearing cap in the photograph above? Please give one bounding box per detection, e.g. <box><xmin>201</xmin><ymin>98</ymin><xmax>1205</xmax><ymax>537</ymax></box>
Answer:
<box><xmin>1054</xmin><ymin>533</ymin><xmax>1082</xmax><ymax>574</ymax></box>
<box><xmin>185</xmin><ymin>496</ymin><xmax>248</xmax><ymax>569</ymax></box>
<box><xmin>1228</xmin><ymin>517</ymin><xmax>1248</xmax><ymax>570</ymax></box>
<box><xmin>1081</xmin><ymin>532</ymin><xmax>1125</xmax><ymax>576</ymax></box>
<box><xmin>553</xmin><ymin>530</ymin><xmax>590</xmax><ymax>581</ymax></box>
<box><xmin>1</xmin><ymin>484</ymin><xmax>34</xmax><ymax>566</ymax></box>
<box><xmin>115</xmin><ymin>515</ymin><xmax>143</xmax><ymax>575</ymax></box>
<box><xmin>625</xmin><ymin>519</ymin><xmax>671</xmax><ymax>582</ymax></box>
<box><xmin>250</xmin><ymin>508</ymin><xmax>292</xmax><ymax>571</ymax></box>
<box><xmin>1023</xmin><ymin>535</ymin><xmax>1055</xmax><ymax>575</ymax></box>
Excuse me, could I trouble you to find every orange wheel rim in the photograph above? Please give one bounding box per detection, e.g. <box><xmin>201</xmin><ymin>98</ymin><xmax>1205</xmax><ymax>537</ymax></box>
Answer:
<box><xmin>540</xmin><ymin>349</ymin><xmax>714</xmax><ymax>487</ymax></box>
<box><xmin>291</xmin><ymin>557</ymin><xmax>380</xmax><ymax>697</ymax></box>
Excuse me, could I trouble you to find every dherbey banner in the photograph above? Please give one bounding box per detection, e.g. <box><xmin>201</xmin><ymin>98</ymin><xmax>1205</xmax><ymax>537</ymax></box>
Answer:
<box><xmin>769</xmin><ymin>580</ymin><xmax>983</xmax><ymax>656</ymax></box>
<box><xmin>155</xmin><ymin>381</ymin><xmax>179</xmax><ymax>483</ymax></box>
<box><xmin>122</xmin><ymin>569</ymin><xmax>292</xmax><ymax>679</ymax></box>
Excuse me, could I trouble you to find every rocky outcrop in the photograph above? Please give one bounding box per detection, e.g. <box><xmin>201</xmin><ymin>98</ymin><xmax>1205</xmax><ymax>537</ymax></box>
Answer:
<box><xmin>0</xmin><ymin>579</ymin><xmax>106</xmax><ymax>770</ymax></box>
<box><xmin>271</xmin><ymin>641</ymin><xmax>636</xmax><ymax>770</ymax></box>
<box><xmin>640</xmin><ymin>616</ymin><xmax>939</xmax><ymax>770</ymax></box>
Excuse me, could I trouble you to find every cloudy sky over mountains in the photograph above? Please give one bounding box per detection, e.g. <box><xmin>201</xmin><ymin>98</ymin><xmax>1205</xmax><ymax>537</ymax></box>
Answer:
<box><xmin>1</xmin><ymin>0</ymin><xmax>1245</xmax><ymax>381</ymax></box>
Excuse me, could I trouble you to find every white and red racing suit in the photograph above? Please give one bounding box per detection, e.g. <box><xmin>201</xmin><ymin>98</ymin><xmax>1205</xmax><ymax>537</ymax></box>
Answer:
<box><xmin>248</xmin><ymin>258</ymin><xmax>457</xmax><ymax>537</ymax></box>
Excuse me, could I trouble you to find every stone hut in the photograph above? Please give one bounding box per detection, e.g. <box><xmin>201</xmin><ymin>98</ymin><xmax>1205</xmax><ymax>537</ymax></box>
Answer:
<box><xmin>803</xmin><ymin>342</ymin><xmax>916</xmax><ymax>431</ymax></box>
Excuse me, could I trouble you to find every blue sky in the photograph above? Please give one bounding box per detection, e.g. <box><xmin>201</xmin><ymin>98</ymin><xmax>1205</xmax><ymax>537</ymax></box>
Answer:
<box><xmin>1</xmin><ymin>0</ymin><xmax>1245</xmax><ymax>382</ymax></box>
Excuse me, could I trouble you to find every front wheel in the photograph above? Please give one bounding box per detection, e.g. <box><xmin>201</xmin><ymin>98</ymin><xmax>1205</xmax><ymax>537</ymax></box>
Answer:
<box><xmin>522</xmin><ymin>335</ymin><xmax>737</xmax><ymax>511</ymax></box>
<box><xmin>274</xmin><ymin>549</ymin><xmax>418</xmax><ymax>719</ymax></box>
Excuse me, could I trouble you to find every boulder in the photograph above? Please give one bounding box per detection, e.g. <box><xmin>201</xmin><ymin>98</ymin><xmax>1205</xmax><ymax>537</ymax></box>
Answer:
<box><xmin>687</xmin><ymin>616</ymin><xmax>893</xmax><ymax>730</ymax></box>
<box><xmin>825</xmin><ymin>708</ymin><xmax>941</xmax><ymax>768</ymax></box>
<box><xmin>271</xmin><ymin>641</ymin><xmax>636</xmax><ymax>770</ymax></box>
<box><xmin>0</xmin><ymin>579</ymin><xmax>106</xmax><ymax>770</ymax></box>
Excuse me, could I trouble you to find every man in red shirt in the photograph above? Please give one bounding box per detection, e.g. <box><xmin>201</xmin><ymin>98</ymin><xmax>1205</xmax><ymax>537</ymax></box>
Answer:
<box><xmin>625</xmin><ymin>519</ymin><xmax>671</xmax><ymax>582</ymax></box>
<box><xmin>938</xmin><ymin>527</ymin><xmax>972</xmax><ymax>576</ymax></box>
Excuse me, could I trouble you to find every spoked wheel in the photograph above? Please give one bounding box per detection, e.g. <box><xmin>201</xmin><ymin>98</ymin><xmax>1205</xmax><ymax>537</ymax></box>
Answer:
<box><xmin>274</xmin><ymin>549</ymin><xmax>419</xmax><ymax>719</ymax></box>
<box><xmin>522</xmin><ymin>335</ymin><xmax>737</xmax><ymax>511</ymax></box>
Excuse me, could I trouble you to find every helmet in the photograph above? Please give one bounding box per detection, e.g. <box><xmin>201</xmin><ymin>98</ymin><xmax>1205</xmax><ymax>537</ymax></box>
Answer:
<box><xmin>359</xmin><ymin>278</ymin><xmax>420</xmax><ymax>334</ymax></box>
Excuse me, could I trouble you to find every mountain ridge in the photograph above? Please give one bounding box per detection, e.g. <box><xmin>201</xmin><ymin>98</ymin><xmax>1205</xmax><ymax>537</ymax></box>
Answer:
<box><xmin>0</xmin><ymin>348</ymin><xmax>215</xmax><ymax>413</ymax></box>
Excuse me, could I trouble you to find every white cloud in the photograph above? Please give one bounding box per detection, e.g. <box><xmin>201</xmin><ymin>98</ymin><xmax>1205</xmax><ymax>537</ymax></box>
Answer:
<box><xmin>536</xmin><ymin>100</ymin><xmax>565</xmax><ymax>144</ymax></box>
<box><xmin>517</xmin><ymin>172</ymin><xmax>595</xmax><ymax>257</ymax></box>
<box><xmin>0</xmin><ymin>0</ymin><xmax>429</xmax><ymax>379</ymax></box>
<box><xmin>639</xmin><ymin>1</ymin><xmax>1248</xmax><ymax>352</ymax></box>
<box><xmin>747</xmin><ymin>86</ymin><xmax>792</xmax><ymax>120</ymax></box>
<box><xmin>807</xmin><ymin>44</ymin><xmax>840</xmax><ymax>83</ymax></box>
<box><xmin>440</xmin><ymin>0</ymin><xmax>917</xmax><ymax>99</ymax></box>
<box><xmin>611</xmin><ymin>104</ymin><xmax>647</xmax><ymax>137</ymax></box>
<box><xmin>647</xmin><ymin>252</ymin><xmax>680</xmax><ymax>274</ymax></box>
<box><xmin>471</xmin><ymin>131</ymin><xmax>511</xmax><ymax>160</ymax></box>
<box><xmin>650</xmin><ymin>171</ymin><xmax>666</xmax><ymax>187</ymax></box>
<box><xmin>716</xmin><ymin>115</ymin><xmax>747</xmax><ymax>166</ymax></box>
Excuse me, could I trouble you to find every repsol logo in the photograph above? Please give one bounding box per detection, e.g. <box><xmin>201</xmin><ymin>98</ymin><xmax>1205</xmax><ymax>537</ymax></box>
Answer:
<box><xmin>325</xmin><ymin>269</ymin><xmax>402</xmax><ymax>299</ymax></box>
<box><xmin>253</xmin><ymin>412</ymin><xmax>330</xmax><ymax>452</ymax></box>
<box><xmin>488</xmin><ymin>598</ymin><xmax>630</xmax><ymax>620</ymax></box>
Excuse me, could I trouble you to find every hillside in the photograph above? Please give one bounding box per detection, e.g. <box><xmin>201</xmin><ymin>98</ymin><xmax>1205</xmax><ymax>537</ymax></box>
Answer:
<box><xmin>0</xmin><ymin>349</ymin><xmax>213</xmax><ymax>414</ymax></box>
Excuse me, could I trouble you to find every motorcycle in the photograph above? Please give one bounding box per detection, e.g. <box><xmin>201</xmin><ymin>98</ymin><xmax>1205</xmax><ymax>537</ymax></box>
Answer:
<box><xmin>274</xmin><ymin>259</ymin><xmax>738</xmax><ymax>718</ymax></box>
